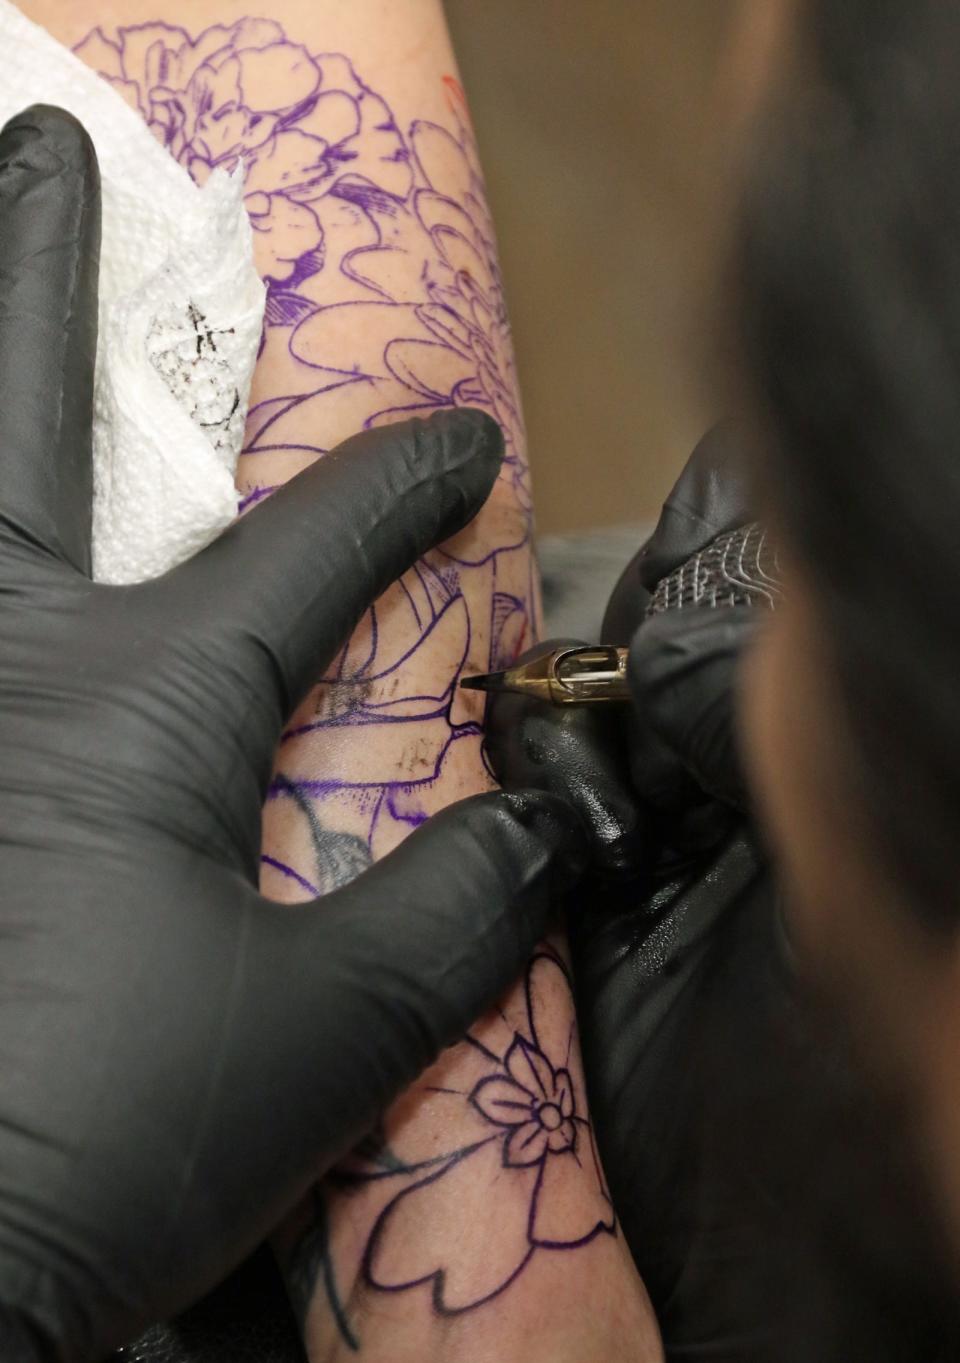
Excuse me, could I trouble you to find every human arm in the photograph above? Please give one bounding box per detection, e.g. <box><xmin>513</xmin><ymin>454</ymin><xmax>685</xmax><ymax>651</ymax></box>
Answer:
<box><xmin>17</xmin><ymin>3</ymin><xmax>661</xmax><ymax>1359</ymax></box>
<box><xmin>0</xmin><ymin>103</ymin><xmax>589</xmax><ymax>1363</ymax></box>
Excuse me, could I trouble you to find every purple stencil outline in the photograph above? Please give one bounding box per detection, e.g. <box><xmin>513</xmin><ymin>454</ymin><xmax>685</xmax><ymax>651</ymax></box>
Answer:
<box><xmin>78</xmin><ymin>19</ymin><xmax>560</xmax><ymax>1328</ymax></box>
<box><xmin>260</xmin><ymin>853</ymin><xmax>319</xmax><ymax>897</ymax></box>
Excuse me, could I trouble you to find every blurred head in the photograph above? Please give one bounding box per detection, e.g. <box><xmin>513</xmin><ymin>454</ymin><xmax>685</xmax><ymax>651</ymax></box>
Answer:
<box><xmin>736</xmin><ymin>0</ymin><xmax>960</xmax><ymax>1251</ymax></box>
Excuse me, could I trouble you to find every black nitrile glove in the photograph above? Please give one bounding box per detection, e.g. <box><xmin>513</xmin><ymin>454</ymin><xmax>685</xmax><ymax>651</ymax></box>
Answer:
<box><xmin>603</xmin><ymin>424</ymin><xmax>754</xmax><ymax>627</ymax></box>
<box><xmin>486</xmin><ymin>431</ymin><xmax>776</xmax><ymax>1359</ymax></box>
<box><xmin>483</xmin><ymin>636</ymin><xmax>648</xmax><ymax>880</ymax></box>
<box><xmin>605</xmin><ymin>424</ymin><xmax>758</xmax><ymax>836</ymax></box>
<box><xmin>0</xmin><ymin>107</ymin><xmax>585</xmax><ymax>1363</ymax></box>
<box><xmin>488</xmin><ymin>434</ymin><xmax>960</xmax><ymax>1362</ymax></box>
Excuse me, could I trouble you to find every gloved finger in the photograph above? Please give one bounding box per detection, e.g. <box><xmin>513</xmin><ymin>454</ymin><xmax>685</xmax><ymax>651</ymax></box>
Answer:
<box><xmin>194</xmin><ymin>791</ymin><xmax>588</xmax><ymax>1204</ymax></box>
<box><xmin>160</xmin><ymin>408</ymin><xmax>504</xmax><ymax>715</ymax></box>
<box><xmin>629</xmin><ymin>606</ymin><xmax>759</xmax><ymax>810</ymax></box>
<box><xmin>566</xmin><ymin>831</ymin><xmax>775</xmax><ymax>1331</ymax></box>
<box><xmin>484</xmin><ymin>639</ymin><xmax>647</xmax><ymax>878</ymax></box>
<box><xmin>602</xmin><ymin>425</ymin><xmax>752</xmax><ymax>642</ymax></box>
<box><xmin>0</xmin><ymin>106</ymin><xmax>100</xmax><ymax>574</ymax></box>
<box><xmin>636</xmin><ymin>424</ymin><xmax>754</xmax><ymax>592</ymax></box>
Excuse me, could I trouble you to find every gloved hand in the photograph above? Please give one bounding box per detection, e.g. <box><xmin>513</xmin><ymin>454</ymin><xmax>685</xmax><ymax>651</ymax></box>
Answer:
<box><xmin>487</xmin><ymin>433</ymin><xmax>960</xmax><ymax>1363</ymax></box>
<box><xmin>0</xmin><ymin>106</ymin><xmax>584</xmax><ymax>1363</ymax></box>
<box><xmin>485</xmin><ymin>429</ymin><xmax>784</xmax><ymax>1360</ymax></box>
<box><xmin>597</xmin><ymin>439</ymin><xmax>960</xmax><ymax>1361</ymax></box>
<box><xmin>605</xmin><ymin>424</ymin><xmax>757</xmax><ymax>824</ymax></box>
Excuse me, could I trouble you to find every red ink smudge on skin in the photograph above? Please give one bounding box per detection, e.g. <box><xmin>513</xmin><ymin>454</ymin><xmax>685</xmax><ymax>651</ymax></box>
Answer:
<box><xmin>442</xmin><ymin>74</ymin><xmax>472</xmax><ymax>125</ymax></box>
<box><xmin>508</xmin><ymin>619</ymin><xmax>530</xmax><ymax>665</ymax></box>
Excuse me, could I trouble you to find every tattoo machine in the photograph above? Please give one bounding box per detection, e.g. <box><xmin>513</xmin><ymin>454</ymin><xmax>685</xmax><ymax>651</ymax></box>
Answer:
<box><xmin>460</xmin><ymin>522</ymin><xmax>783</xmax><ymax>706</ymax></box>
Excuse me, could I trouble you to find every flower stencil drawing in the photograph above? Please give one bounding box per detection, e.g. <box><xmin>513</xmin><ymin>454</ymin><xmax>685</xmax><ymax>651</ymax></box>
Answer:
<box><xmin>471</xmin><ymin>1034</ymin><xmax>577</xmax><ymax>1166</ymax></box>
<box><xmin>359</xmin><ymin>950</ymin><xmax>615</xmax><ymax>1312</ymax></box>
<box><xmin>75</xmin><ymin>20</ymin><xmax>411</xmax><ymax>288</ymax></box>
<box><xmin>77</xmin><ymin>20</ymin><xmax>524</xmax><ymax>468</ymax></box>
<box><xmin>79</xmin><ymin>21</ymin><xmax>537</xmax><ymax>881</ymax></box>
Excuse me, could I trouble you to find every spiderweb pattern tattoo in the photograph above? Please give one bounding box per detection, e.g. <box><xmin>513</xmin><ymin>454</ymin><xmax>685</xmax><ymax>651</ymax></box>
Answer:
<box><xmin>78</xmin><ymin>20</ymin><xmax>610</xmax><ymax>1347</ymax></box>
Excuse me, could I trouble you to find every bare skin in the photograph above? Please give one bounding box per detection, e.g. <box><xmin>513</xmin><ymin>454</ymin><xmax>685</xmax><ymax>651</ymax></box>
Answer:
<box><xmin>18</xmin><ymin>1</ymin><xmax>661</xmax><ymax>1358</ymax></box>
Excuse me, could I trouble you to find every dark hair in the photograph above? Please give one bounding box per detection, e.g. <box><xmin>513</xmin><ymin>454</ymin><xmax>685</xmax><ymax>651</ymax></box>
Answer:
<box><xmin>738</xmin><ymin>0</ymin><xmax>960</xmax><ymax>931</ymax></box>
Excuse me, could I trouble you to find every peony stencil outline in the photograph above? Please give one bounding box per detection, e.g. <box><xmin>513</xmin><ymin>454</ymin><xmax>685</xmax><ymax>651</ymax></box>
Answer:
<box><xmin>78</xmin><ymin>19</ymin><xmax>536</xmax><ymax>876</ymax></box>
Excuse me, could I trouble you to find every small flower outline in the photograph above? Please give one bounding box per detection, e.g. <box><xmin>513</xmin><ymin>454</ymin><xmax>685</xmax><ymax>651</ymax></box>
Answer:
<box><xmin>359</xmin><ymin>951</ymin><xmax>616</xmax><ymax>1313</ymax></box>
<box><xmin>470</xmin><ymin>1035</ymin><xmax>576</xmax><ymax>1166</ymax></box>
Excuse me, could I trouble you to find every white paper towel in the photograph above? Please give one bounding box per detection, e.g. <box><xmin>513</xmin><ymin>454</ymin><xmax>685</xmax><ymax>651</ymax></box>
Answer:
<box><xmin>0</xmin><ymin>1</ymin><xmax>266</xmax><ymax>583</ymax></box>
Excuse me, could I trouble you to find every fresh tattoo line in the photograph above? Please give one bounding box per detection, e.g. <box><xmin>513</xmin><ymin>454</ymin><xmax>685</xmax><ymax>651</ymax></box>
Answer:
<box><xmin>291</xmin><ymin>948</ymin><xmax>615</xmax><ymax>1341</ymax></box>
<box><xmin>363</xmin><ymin>950</ymin><xmax>615</xmax><ymax>1308</ymax></box>
<box><xmin>287</xmin><ymin>1188</ymin><xmax>360</xmax><ymax>1353</ymax></box>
